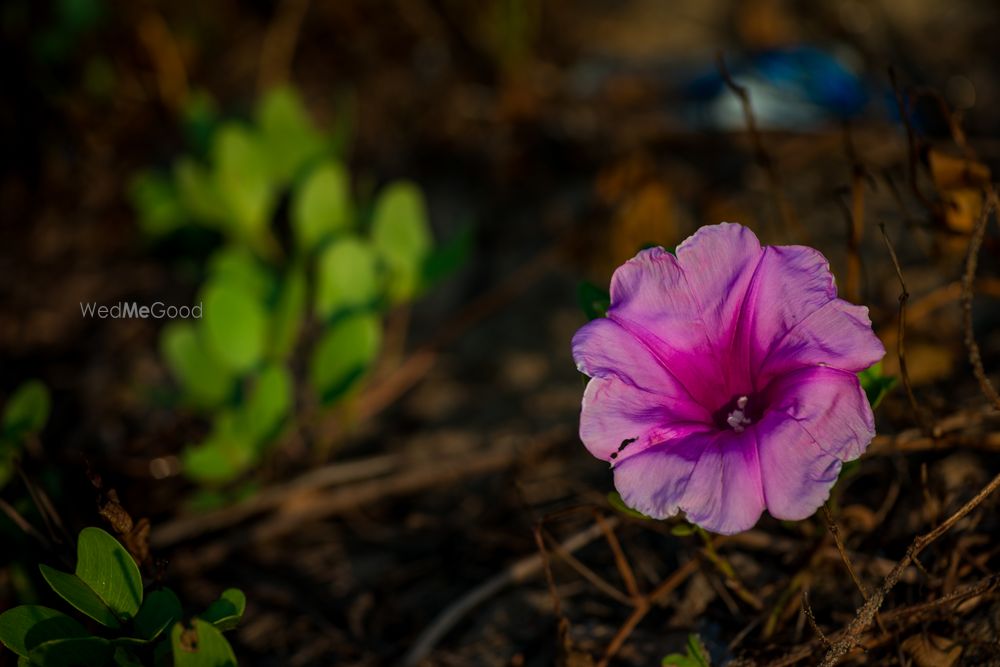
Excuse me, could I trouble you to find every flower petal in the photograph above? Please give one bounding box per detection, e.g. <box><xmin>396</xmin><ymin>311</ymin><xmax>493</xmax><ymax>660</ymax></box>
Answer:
<box><xmin>759</xmin><ymin>298</ymin><xmax>885</xmax><ymax>378</ymax></box>
<box><xmin>764</xmin><ymin>365</ymin><xmax>875</xmax><ymax>460</ymax></box>
<box><xmin>612</xmin><ymin>431</ymin><xmax>707</xmax><ymax>520</ymax></box>
<box><xmin>613</xmin><ymin>428</ymin><xmax>766</xmax><ymax>534</ymax></box>
<box><xmin>755</xmin><ymin>411</ymin><xmax>843</xmax><ymax>521</ymax></box>
<box><xmin>674</xmin><ymin>223</ymin><xmax>763</xmax><ymax>390</ymax></box>
<box><xmin>581</xmin><ymin>377</ymin><xmax>708</xmax><ymax>462</ymax></box>
<box><xmin>607</xmin><ymin>225</ymin><xmax>764</xmax><ymax>403</ymax></box>
<box><xmin>572</xmin><ymin>317</ymin><xmax>698</xmax><ymax>400</ymax></box>
<box><xmin>731</xmin><ymin>245</ymin><xmax>838</xmax><ymax>381</ymax></box>
<box><xmin>679</xmin><ymin>429</ymin><xmax>766</xmax><ymax>534</ymax></box>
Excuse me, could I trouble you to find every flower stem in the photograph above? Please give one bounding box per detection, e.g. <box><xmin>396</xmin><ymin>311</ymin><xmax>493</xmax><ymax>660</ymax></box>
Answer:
<box><xmin>695</xmin><ymin>526</ymin><xmax>763</xmax><ymax>609</ymax></box>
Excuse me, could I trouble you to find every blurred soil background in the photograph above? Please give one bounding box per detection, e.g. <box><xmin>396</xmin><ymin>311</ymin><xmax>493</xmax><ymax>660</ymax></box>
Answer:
<box><xmin>3</xmin><ymin>0</ymin><xmax>1000</xmax><ymax>665</ymax></box>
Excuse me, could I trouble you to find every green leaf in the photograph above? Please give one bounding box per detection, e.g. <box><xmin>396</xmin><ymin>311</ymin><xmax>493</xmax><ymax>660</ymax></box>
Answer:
<box><xmin>309</xmin><ymin>313</ymin><xmax>381</xmax><ymax>403</ymax></box>
<box><xmin>170</xmin><ymin>619</ymin><xmax>237</xmax><ymax>667</ymax></box>
<box><xmin>207</xmin><ymin>247</ymin><xmax>275</xmax><ymax>303</ymax></box>
<box><xmin>201</xmin><ymin>280</ymin><xmax>268</xmax><ymax>374</ymax></box>
<box><xmin>3</xmin><ymin>380</ymin><xmax>51</xmax><ymax>442</ymax></box>
<box><xmin>268</xmin><ymin>267</ymin><xmax>306</xmax><ymax>360</ymax></box>
<box><xmin>858</xmin><ymin>362</ymin><xmax>897</xmax><ymax>410</ymax></box>
<box><xmin>175</xmin><ymin>158</ymin><xmax>228</xmax><ymax>227</ymax></box>
<box><xmin>181</xmin><ymin>90</ymin><xmax>220</xmax><ymax>158</ymax></box>
<box><xmin>199</xmin><ymin>589</ymin><xmax>245</xmax><ymax>632</ymax></box>
<box><xmin>371</xmin><ymin>181</ymin><xmax>433</xmax><ymax>301</ymax></box>
<box><xmin>0</xmin><ymin>455</ymin><xmax>14</xmax><ymax>490</ymax></box>
<box><xmin>607</xmin><ymin>492</ymin><xmax>651</xmax><ymax>521</ymax></box>
<box><xmin>113</xmin><ymin>646</ymin><xmax>144</xmax><ymax>667</ymax></box>
<box><xmin>237</xmin><ymin>365</ymin><xmax>292</xmax><ymax>445</ymax></box>
<box><xmin>133</xmin><ymin>589</ymin><xmax>183</xmax><ymax>641</ymax></box>
<box><xmin>578</xmin><ymin>282</ymin><xmax>610</xmax><ymax>321</ymax></box>
<box><xmin>314</xmin><ymin>237</ymin><xmax>379</xmax><ymax>319</ymax></box>
<box><xmin>670</xmin><ymin>522</ymin><xmax>696</xmax><ymax>537</ymax></box>
<box><xmin>76</xmin><ymin>528</ymin><xmax>142</xmax><ymax>620</ymax></box>
<box><xmin>212</xmin><ymin>123</ymin><xmax>275</xmax><ymax>241</ymax></box>
<box><xmin>27</xmin><ymin>636</ymin><xmax>112</xmax><ymax>667</ymax></box>
<box><xmin>256</xmin><ymin>86</ymin><xmax>327</xmax><ymax>185</ymax></box>
<box><xmin>661</xmin><ymin>634</ymin><xmax>711</xmax><ymax>667</ymax></box>
<box><xmin>39</xmin><ymin>565</ymin><xmax>120</xmax><ymax>629</ymax></box>
<box><xmin>0</xmin><ymin>606</ymin><xmax>90</xmax><ymax>658</ymax></box>
<box><xmin>182</xmin><ymin>413</ymin><xmax>256</xmax><ymax>485</ymax></box>
<box><xmin>129</xmin><ymin>172</ymin><xmax>184</xmax><ymax>237</ymax></box>
<box><xmin>292</xmin><ymin>162</ymin><xmax>352</xmax><ymax>251</ymax></box>
<box><xmin>161</xmin><ymin>322</ymin><xmax>233</xmax><ymax>408</ymax></box>
<box><xmin>422</xmin><ymin>224</ymin><xmax>473</xmax><ymax>287</ymax></box>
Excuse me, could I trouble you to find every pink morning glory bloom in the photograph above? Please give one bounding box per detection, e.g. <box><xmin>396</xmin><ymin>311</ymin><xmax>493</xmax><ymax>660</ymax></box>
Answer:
<box><xmin>572</xmin><ymin>223</ymin><xmax>885</xmax><ymax>534</ymax></box>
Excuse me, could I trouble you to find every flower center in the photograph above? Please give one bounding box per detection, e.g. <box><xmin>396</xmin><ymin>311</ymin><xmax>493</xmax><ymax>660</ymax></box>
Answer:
<box><xmin>726</xmin><ymin>395</ymin><xmax>751</xmax><ymax>432</ymax></box>
<box><xmin>713</xmin><ymin>394</ymin><xmax>760</xmax><ymax>432</ymax></box>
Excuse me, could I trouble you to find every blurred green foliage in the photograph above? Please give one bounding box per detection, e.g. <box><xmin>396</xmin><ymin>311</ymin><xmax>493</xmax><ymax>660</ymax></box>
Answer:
<box><xmin>1</xmin><ymin>380</ymin><xmax>51</xmax><ymax>489</ymax></box>
<box><xmin>131</xmin><ymin>87</ymin><xmax>464</xmax><ymax>486</ymax></box>
<box><xmin>0</xmin><ymin>527</ymin><xmax>244</xmax><ymax>666</ymax></box>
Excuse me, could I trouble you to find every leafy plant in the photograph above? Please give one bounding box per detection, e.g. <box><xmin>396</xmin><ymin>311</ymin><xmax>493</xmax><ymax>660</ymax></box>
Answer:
<box><xmin>0</xmin><ymin>527</ymin><xmax>244</xmax><ymax>666</ymax></box>
<box><xmin>858</xmin><ymin>361</ymin><xmax>897</xmax><ymax>410</ymax></box>
<box><xmin>662</xmin><ymin>634</ymin><xmax>711</xmax><ymax>667</ymax></box>
<box><xmin>131</xmin><ymin>87</ymin><xmax>467</xmax><ymax>486</ymax></box>
<box><xmin>1</xmin><ymin>380</ymin><xmax>51</xmax><ymax>489</ymax></box>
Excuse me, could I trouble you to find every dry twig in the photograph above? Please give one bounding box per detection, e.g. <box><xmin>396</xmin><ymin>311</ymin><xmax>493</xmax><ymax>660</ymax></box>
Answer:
<box><xmin>822</xmin><ymin>506</ymin><xmax>868</xmax><ymax>600</ymax></box>
<box><xmin>716</xmin><ymin>53</ymin><xmax>800</xmax><ymax>242</ymax></box>
<box><xmin>257</xmin><ymin>0</ymin><xmax>311</xmax><ymax>92</ymax></box>
<box><xmin>961</xmin><ymin>188</ymin><xmax>1000</xmax><ymax>410</ymax></box>
<box><xmin>402</xmin><ymin>517</ymin><xmax>617</xmax><ymax>667</ymax></box>
<box><xmin>773</xmin><ymin>573</ymin><xmax>999</xmax><ymax>666</ymax></box>
<box><xmin>818</xmin><ymin>470</ymin><xmax>1000</xmax><ymax>666</ymax></box>
<box><xmin>879</xmin><ymin>223</ymin><xmax>932</xmax><ymax>434</ymax></box>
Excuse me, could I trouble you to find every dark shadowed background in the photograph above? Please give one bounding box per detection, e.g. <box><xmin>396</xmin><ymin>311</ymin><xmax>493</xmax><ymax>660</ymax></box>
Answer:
<box><xmin>2</xmin><ymin>1</ymin><xmax>1000</xmax><ymax>665</ymax></box>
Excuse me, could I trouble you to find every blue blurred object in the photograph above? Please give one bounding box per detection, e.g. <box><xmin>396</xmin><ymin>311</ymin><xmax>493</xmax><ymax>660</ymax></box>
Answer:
<box><xmin>683</xmin><ymin>46</ymin><xmax>874</xmax><ymax>130</ymax></box>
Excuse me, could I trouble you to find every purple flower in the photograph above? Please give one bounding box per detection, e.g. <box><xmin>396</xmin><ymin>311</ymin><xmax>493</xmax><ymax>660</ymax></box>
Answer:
<box><xmin>572</xmin><ymin>223</ymin><xmax>885</xmax><ymax>534</ymax></box>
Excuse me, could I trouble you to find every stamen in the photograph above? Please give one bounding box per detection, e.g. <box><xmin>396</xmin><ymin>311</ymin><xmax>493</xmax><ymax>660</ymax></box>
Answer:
<box><xmin>726</xmin><ymin>395</ymin><xmax>752</xmax><ymax>432</ymax></box>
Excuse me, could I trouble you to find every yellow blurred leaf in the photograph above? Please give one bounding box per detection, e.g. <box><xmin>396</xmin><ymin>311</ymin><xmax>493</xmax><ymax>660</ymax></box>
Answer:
<box><xmin>901</xmin><ymin>634</ymin><xmax>961</xmax><ymax>667</ymax></box>
<box><xmin>941</xmin><ymin>187</ymin><xmax>982</xmax><ymax>233</ymax></box>
<box><xmin>610</xmin><ymin>182</ymin><xmax>676</xmax><ymax>266</ymax></box>
<box><xmin>928</xmin><ymin>149</ymin><xmax>990</xmax><ymax>191</ymax></box>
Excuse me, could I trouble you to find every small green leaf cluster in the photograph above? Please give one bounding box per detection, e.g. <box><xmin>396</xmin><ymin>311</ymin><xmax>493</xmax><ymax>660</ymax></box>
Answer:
<box><xmin>130</xmin><ymin>87</ymin><xmax>465</xmax><ymax>485</ymax></box>
<box><xmin>662</xmin><ymin>634</ymin><xmax>711</xmax><ymax>667</ymax></box>
<box><xmin>857</xmin><ymin>361</ymin><xmax>897</xmax><ymax>410</ymax></box>
<box><xmin>0</xmin><ymin>527</ymin><xmax>244</xmax><ymax>666</ymax></box>
<box><xmin>1</xmin><ymin>381</ymin><xmax>51</xmax><ymax>489</ymax></box>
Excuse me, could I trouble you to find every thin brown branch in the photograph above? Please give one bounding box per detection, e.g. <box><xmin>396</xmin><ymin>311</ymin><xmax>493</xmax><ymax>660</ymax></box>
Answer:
<box><xmin>136</xmin><ymin>12</ymin><xmax>189</xmax><ymax>111</ymax></box>
<box><xmin>842</xmin><ymin>125</ymin><xmax>868</xmax><ymax>305</ymax></box>
<box><xmin>154</xmin><ymin>451</ymin><xmax>417</xmax><ymax>547</ymax></box>
<box><xmin>716</xmin><ymin>52</ymin><xmax>801</xmax><ymax>242</ymax></box>
<box><xmin>822</xmin><ymin>506</ymin><xmax>868</xmax><ymax>600</ymax></box>
<box><xmin>818</xmin><ymin>470</ymin><xmax>1000</xmax><ymax>666</ymax></box>
<box><xmin>961</xmin><ymin>188</ymin><xmax>1000</xmax><ymax>410</ymax></box>
<box><xmin>847</xmin><ymin>170</ymin><xmax>865</xmax><ymax>304</ymax></box>
<box><xmin>349</xmin><ymin>245</ymin><xmax>558</xmax><ymax>428</ymax></box>
<box><xmin>888</xmin><ymin>68</ymin><xmax>937</xmax><ymax>218</ymax></box>
<box><xmin>802</xmin><ymin>590</ymin><xmax>831</xmax><ymax>649</ymax></box>
<box><xmin>17</xmin><ymin>463</ymin><xmax>64</xmax><ymax>545</ymax></box>
<box><xmin>598</xmin><ymin>556</ymin><xmax>702</xmax><ymax>667</ymax></box>
<box><xmin>541</xmin><ymin>527</ymin><xmax>632</xmax><ymax>606</ymax></box>
<box><xmin>257</xmin><ymin>0</ymin><xmax>311</xmax><ymax>92</ymax></box>
<box><xmin>402</xmin><ymin>517</ymin><xmax>615</xmax><ymax>667</ymax></box>
<box><xmin>0</xmin><ymin>497</ymin><xmax>52</xmax><ymax>550</ymax></box>
<box><xmin>774</xmin><ymin>574</ymin><xmax>999</xmax><ymax>667</ymax></box>
<box><xmin>879</xmin><ymin>222</ymin><xmax>933</xmax><ymax>434</ymax></box>
<box><xmin>594</xmin><ymin>511</ymin><xmax>641</xmax><ymax>600</ymax></box>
